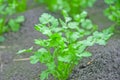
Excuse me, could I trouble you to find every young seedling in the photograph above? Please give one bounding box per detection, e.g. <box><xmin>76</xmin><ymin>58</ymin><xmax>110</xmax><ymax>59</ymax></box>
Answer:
<box><xmin>17</xmin><ymin>12</ymin><xmax>113</xmax><ymax>80</ymax></box>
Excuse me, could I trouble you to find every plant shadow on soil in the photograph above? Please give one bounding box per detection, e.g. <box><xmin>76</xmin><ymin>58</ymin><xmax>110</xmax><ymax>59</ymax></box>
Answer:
<box><xmin>0</xmin><ymin>0</ymin><xmax>120</xmax><ymax>80</ymax></box>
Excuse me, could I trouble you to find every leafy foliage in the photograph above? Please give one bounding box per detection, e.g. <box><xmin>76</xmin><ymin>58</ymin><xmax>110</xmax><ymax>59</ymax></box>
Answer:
<box><xmin>0</xmin><ymin>0</ymin><xmax>26</xmax><ymax>42</ymax></box>
<box><xmin>18</xmin><ymin>13</ymin><xmax>113</xmax><ymax>80</ymax></box>
<box><xmin>36</xmin><ymin>0</ymin><xmax>96</xmax><ymax>18</ymax></box>
<box><xmin>104</xmin><ymin>0</ymin><xmax>120</xmax><ymax>25</ymax></box>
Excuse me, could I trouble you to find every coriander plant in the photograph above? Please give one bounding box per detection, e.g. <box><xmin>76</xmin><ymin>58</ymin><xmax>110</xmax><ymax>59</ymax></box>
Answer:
<box><xmin>4</xmin><ymin>0</ymin><xmax>27</xmax><ymax>12</ymax></box>
<box><xmin>17</xmin><ymin>12</ymin><xmax>113</xmax><ymax>80</ymax></box>
<box><xmin>36</xmin><ymin>0</ymin><xmax>96</xmax><ymax>18</ymax></box>
<box><xmin>0</xmin><ymin>0</ymin><xmax>26</xmax><ymax>42</ymax></box>
<box><xmin>104</xmin><ymin>0</ymin><xmax>120</xmax><ymax>25</ymax></box>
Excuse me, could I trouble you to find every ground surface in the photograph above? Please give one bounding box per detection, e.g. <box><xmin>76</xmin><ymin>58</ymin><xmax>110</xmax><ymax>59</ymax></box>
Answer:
<box><xmin>0</xmin><ymin>0</ymin><xmax>120</xmax><ymax>80</ymax></box>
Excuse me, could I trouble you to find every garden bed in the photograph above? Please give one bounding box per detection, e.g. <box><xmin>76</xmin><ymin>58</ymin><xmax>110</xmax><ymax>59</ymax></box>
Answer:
<box><xmin>0</xmin><ymin>0</ymin><xmax>120</xmax><ymax>80</ymax></box>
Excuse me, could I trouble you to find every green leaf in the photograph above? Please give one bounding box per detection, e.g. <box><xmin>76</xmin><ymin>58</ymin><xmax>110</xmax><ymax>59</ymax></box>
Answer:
<box><xmin>46</xmin><ymin>62</ymin><xmax>56</xmax><ymax>70</ymax></box>
<box><xmin>70</xmin><ymin>32</ymin><xmax>80</xmax><ymax>42</ymax></box>
<box><xmin>39</xmin><ymin>13</ymin><xmax>51</xmax><ymax>24</ymax></box>
<box><xmin>75</xmin><ymin>11</ymin><xmax>87</xmax><ymax>22</ymax></box>
<box><xmin>0</xmin><ymin>4</ymin><xmax>6</xmax><ymax>15</ymax></box>
<box><xmin>2</xmin><ymin>26</ymin><xmax>8</xmax><ymax>33</ymax></box>
<box><xmin>38</xmin><ymin>48</ymin><xmax>48</xmax><ymax>53</ymax></box>
<box><xmin>76</xmin><ymin>51</ymin><xmax>92</xmax><ymax>57</ymax></box>
<box><xmin>80</xmin><ymin>11</ymin><xmax>87</xmax><ymax>18</ymax></box>
<box><xmin>80</xmin><ymin>36</ymin><xmax>94</xmax><ymax>46</ymax></box>
<box><xmin>80</xmin><ymin>0</ymin><xmax>96</xmax><ymax>8</ymax></box>
<box><xmin>81</xmin><ymin>19</ymin><xmax>93</xmax><ymax>29</ymax></box>
<box><xmin>104</xmin><ymin>0</ymin><xmax>116</xmax><ymax>4</ymax></box>
<box><xmin>0</xmin><ymin>36</ymin><xmax>5</xmax><ymax>42</ymax></box>
<box><xmin>42</xmin><ymin>28</ymin><xmax>52</xmax><ymax>36</ymax></box>
<box><xmin>30</xmin><ymin>55</ymin><xmax>39</xmax><ymax>64</ymax></box>
<box><xmin>92</xmin><ymin>28</ymin><xmax>113</xmax><ymax>45</ymax></box>
<box><xmin>35</xmin><ymin>48</ymin><xmax>51</xmax><ymax>63</ymax></box>
<box><xmin>15</xmin><ymin>16</ymin><xmax>25</xmax><ymax>23</ymax></box>
<box><xmin>108</xmin><ymin>15</ymin><xmax>115</xmax><ymax>21</ymax></box>
<box><xmin>77</xmin><ymin>45</ymin><xmax>87</xmax><ymax>53</ymax></box>
<box><xmin>49</xmin><ymin>33</ymin><xmax>65</xmax><ymax>47</ymax></box>
<box><xmin>59</xmin><ymin>19</ymin><xmax>68</xmax><ymax>29</ymax></box>
<box><xmin>5</xmin><ymin>5</ymin><xmax>16</xmax><ymax>15</ymax></box>
<box><xmin>87</xmin><ymin>0</ymin><xmax>96</xmax><ymax>7</ymax></box>
<box><xmin>68</xmin><ymin>22</ymin><xmax>79</xmax><ymax>29</ymax></box>
<box><xmin>51</xmin><ymin>27</ymin><xmax>62</xmax><ymax>32</ymax></box>
<box><xmin>35</xmin><ymin>25</ymin><xmax>52</xmax><ymax>36</ymax></box>
<box><xmin>34</xmin><ymin>39</ymin><xmax>48</xmax><ymax>47</ymax></box>
<box><xmin>34</xmin><ymin>24</ymin><xmax>44</xmax><ymax>31</ymax></box>
<box><xmin>51</xmin><ymin>18</ymin><xmax>59</xmax><ymax>28</ymax></box>
<box><xmin>65</xmin><ymin>17</ymin><xmax>72</xmax><ymax>23</ymax></box>
<box><xmin>30</xmin><ymin>49</ymin><xmax>48</xmax><ymax>64</ymax></box>
<box><xmin>39</xmin><ymin>13</ymin><xmax>59</xmax><ymax>28</ymax></box>
<box><xmin>40</xmin><ymin>70</ymin><xmax>49</xmax><ymax>80</ymax></box>
<box><xmin>58</xmin><ymin>55</ymin><xmax>71</xmax><ymax>63</ymax></box>
<box><xmin>96</xmin><ymin>39</ymin><xmax>106</xmax><ymax>45</ymax></box>
<box><xmin>17</xmin><ymin>47</ymin><xmax>33</xmax><ymax>54</ymax></box>
<box><xmin>62</xmin><ymin>10</ymin><xmax>69</xmax><ymax>18</ymax></box>
<box><xmin>8</xmin><ymin>19</ymin><xmax>20</xmax><ymax>32</ymax></box>
<box><xmin>39</xmin><ymin>13</ymin><xmax>57</xmax><ymax>25</ymax></box>
<box><xmin>103</xmin><ymin>26</ymin><xmax>114</xmax><ymax>34</ymax></box>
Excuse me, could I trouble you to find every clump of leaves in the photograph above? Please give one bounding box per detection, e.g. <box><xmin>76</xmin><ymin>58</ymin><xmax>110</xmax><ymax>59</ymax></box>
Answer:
<box><xmin>36</xmin><ymin>0</ymin><xmax>96</xmax><ymax>18</ymax></box>
<box><xmin>3</xmin><ymin>0</ymin><xmax>27</xmax><ymax>12</ymax></box>
<box><xmin>0</xmin><ymin>0</ymin><xmax>26</xmax><ymax>42</ymax></box>
<box><xmin>17</xmin><ymin>13</ymin><xmax>113</xmax><ymax>80</ymax></box>
<box><xmin>104</xmin><ymin>0</ymin><xmax>120</xmax><ymax>25</ymax></box>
